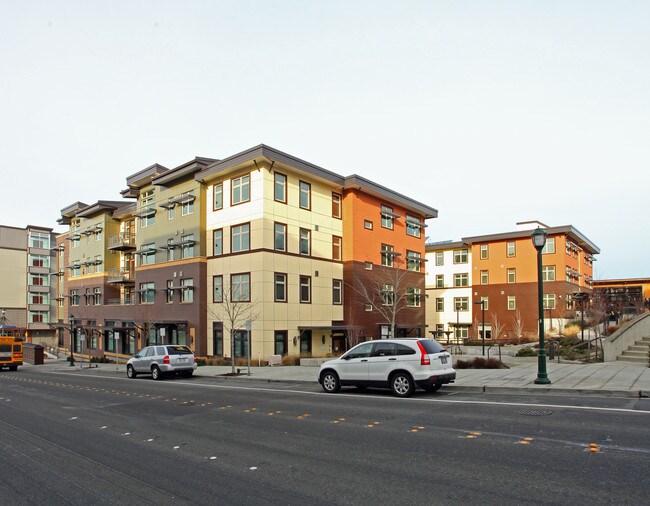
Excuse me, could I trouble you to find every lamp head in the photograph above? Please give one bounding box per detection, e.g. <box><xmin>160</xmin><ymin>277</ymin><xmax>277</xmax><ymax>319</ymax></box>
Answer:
<box><xmin>531</xmin><ymin>227</ymin><xmax>547</xmax><ymax>251</ymax></box>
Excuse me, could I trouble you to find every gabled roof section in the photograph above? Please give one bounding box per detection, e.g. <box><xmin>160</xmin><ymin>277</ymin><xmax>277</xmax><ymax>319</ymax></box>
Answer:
<box><xmin>77</xmin><ymin>200</ymin><xmax>133</xmax><ymax>219</ymax></box>
<box><xmin>58</xmin><ymin>202</ymin><xmax>89</xmax><ymax>224</ymax></box>
<box><xmin>154</xmin><ymin>157</ymin><xmax>218</xmax><ymax>187</ymax></box>
<box><xmin>122</xmin><ymin>163</ymin><xmax>170</xmax><ymax>197</ymax></box>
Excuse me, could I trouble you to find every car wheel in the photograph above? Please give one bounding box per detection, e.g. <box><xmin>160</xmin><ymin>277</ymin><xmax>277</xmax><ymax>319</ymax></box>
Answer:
<box><xmin>321</xmin><ymin>371</ymin><xmax>341</xmax><ymax>393</ymax></box>
<box><xmin>8</xmin><ymin>365</ymin><xmax>18</xmax><ymax>371</ymax></box>
<box><xmin>390</xmin><ymin>372</ymin><xmax>415</xmax><ymax>397</ymax></box>
<box><xmin>423</xmin><ymin>383</ymin><xmax>442</xmax><ymax>393</ymax></box>
<box><xmin>151</xmin><ymin>365</ymin><xmax>163</xmax><ymax>380</ymax></box>
<box><xmin>126</xmin><ymin>364</ymin><xmax>137</xmax><ymax>379</ymax></box>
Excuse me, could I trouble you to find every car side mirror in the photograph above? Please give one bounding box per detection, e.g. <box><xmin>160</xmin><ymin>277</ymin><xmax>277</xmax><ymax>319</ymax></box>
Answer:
<box><xmin>342</xmin><ymin>355</ymin><xmax>351</xmax><ymax>360</ymax></box>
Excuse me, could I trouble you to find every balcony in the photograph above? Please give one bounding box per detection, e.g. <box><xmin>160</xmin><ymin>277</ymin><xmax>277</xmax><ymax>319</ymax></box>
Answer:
<box><xmin>107</xmin><ymin>268</ymin><xmax>135</xmax><ymax>284</ymax></box>
<box><xmin>108</xmin><ymin>233</ymin><xmax>136</xmax><ymax>251</ymax></box>
<box><xmin>104</xmin><ymin>297</ymin><xmax>135</xmax><ymax>306</ymax></box>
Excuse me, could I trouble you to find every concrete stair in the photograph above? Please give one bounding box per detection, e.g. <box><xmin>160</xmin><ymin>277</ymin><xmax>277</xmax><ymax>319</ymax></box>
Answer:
<box><xmin>617</xmin><ymin>336</ymin><xmax>650</xmax><ymax>364</ymax></box>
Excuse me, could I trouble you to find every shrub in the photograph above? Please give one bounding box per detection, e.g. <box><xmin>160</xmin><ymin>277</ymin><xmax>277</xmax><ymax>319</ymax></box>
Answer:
<box><xmin>562</xmin><ymin>325</ymin><xmax>582</xmax><ymax>338</ymax></box>
<box><xmin>515</xmin><ymin>347</ymin><xmax>538</xmax><ymax>357</ymax></box>
<box><xmin>455</xmin><ymin>357</ymin><xmax>505</xmax><ymax>369</ymax></box>
<box><xmin>282</xmin><ymin>355</ymin><xmax>301</xmax><ymax>366</ymax></box>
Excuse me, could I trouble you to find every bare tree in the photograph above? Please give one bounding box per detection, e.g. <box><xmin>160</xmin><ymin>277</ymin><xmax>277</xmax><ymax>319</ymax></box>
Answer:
<box><xmin>586</xmin><ymin>291</ymin><xmax>609</xmax><ymax>338</ymax></box>
<box><xmin>347</xmin><ymin>256</ymin><xmax>417</xmax><ymax>338</ymax></box>
<box><xmin>490</xmin><ymin>312</ymin><xmax>506</xmax><ymax>342</ymax></box>
<box><xmin>207</xmin><ymin>285</ymin><xmax>259</xmax><ymax>374</ymax></box>
<box><xmin>511</xmin><ymin>309</ymin><xmax>525</xmax><ymax>344</ymax></box>
<box><xmin>343</xmin><ymin>298</ymin><xmax>365</xmax><ymax>350</ymax></box>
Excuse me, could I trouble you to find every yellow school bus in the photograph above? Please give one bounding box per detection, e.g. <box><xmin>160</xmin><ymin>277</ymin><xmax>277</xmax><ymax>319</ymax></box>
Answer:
<box><xmin>0</xmin><ymin>326</ymin><xmax>23</xmax><ymax>371</ymax></box>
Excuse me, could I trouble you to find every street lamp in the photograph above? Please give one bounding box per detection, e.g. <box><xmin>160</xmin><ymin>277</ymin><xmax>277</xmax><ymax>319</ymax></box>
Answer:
<box><xmin>474</xmin><ymin>300</ymin><xmax>486</xmax><ymax>356</ymax></box>
<box><xmin>531</xmin><ymin>228</ymin><xmax>550</xmax><ymax>384</ymax></box>
<box><xmin>68</xmin><ymin>314</ymin><xmax>75</xmax><ymax>367</ymax></box>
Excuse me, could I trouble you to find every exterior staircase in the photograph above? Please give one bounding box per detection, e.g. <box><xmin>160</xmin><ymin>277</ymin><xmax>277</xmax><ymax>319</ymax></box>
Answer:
<box><xmin>617</xmin><ymin>336</ymin><xmax>650</xmax><ymax>364</ymax></box>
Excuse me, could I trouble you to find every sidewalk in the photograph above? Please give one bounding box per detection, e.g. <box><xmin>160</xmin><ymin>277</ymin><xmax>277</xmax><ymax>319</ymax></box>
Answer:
<box><xmin>42</xmin><ymin>356</ymin><xmax>650</xmax><ymax>398</ymax></box>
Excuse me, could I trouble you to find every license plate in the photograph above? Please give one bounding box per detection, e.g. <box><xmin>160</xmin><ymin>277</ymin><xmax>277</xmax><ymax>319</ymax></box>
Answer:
<box><xmin>440</xmin><ymin>356</ymin><xmax>448</xmax><ymax>365</ymax></box>
<box><xmin>177</xmin><ymin>357</ymin><xmax>187</xmax><ymax>363</ymax></box>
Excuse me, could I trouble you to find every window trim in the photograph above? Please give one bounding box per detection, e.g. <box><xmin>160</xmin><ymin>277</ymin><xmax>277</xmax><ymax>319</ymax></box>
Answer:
<box><xmin>299</xmin><ymin>228</ymin><xmax>311</xmax><ymax>256</ymax></box>
<box><xmin>213</xmin><ymin>182</ymin><xmax>224</xmax><ymax>211</ymax></box>
<box><xmin>213</xmin><ymin>275</ymin><xmax>223</xmax><ymax>303</ymax></box>
<box><xmin>299</xmin><ymin>180</ymin><xmax>311</xmax><ymax>210</ymax></box>
<box><xmin>274</xmin><ymin>222</ymin><xmax>287</xmax><ymax>252</ymax></box>
<box><xmin>332</xmin><ymin>192</ymin><xmax>342</xmax><ymax>219</ymax></box>
<box><xmin>332</xmin><ymin>279</ymin><xmax>343</xmax><ymax>305</ymax></box>
<box><xmin>231</xmin><ymin>173</ymin><xmax>251</xmax><ymax>206</ymax></box>
<box><xmin>274</xmin><ymin>272</ymin><xmax>287</xmax><ymax>303</ymax></box>
<box><xmin>230</xmin><ymin>272</ymin><xmax>251</xmax><ymax>302</ymax></box>
<box><xmin>332</xmin><ymin>235</ymin><xmax>342</xmax><ymax>261</ymax></box>
<box><xmin>274</xmin><ymin>172</ymin><xmax>287</xmax><ymax>203</ymax></box>
<box><xmin>299</xmin><ymin>275</ymin><xmax>312</xmax><ymax>304</ymax></box>
<box><xmin>231</xmin><ymin>222</ymin><xmax>251</xmax><ymax>253</ymax></box>
<box><xmin>213</xmin><ymin>229</ymin><xmax>223</xmax><ymax>256</ymax></box>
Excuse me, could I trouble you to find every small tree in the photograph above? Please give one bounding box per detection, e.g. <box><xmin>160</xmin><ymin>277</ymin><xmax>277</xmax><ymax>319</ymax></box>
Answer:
<box><xmin>586</xmin><ymin>291</ymin><xmax>609</xmax><ymax>338</ymax></box>
<box><xmin>490</xmin><ymin>312</ymin><xmax>505</xmax><ymax>342</ymax></box>
<box><xmin>511</xmin><ymin>309</ymin><xmax>525</xmax><ymax>344</ymax></box>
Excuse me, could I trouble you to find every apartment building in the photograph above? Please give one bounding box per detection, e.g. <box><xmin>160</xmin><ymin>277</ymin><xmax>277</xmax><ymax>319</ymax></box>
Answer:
<box><xmin>426</xmin><ymin>221</ymin><xmax>600</xmax><ymax>342</ymax></box>
<box><xmin>57</xmin><ymin>145</ymin><xmax>436</xmax><ymax>360</ymax></box>
<box><xmin>0</xmin><ymin>224</ymin><xmax>59</xmax><ymax>346</ymax></box>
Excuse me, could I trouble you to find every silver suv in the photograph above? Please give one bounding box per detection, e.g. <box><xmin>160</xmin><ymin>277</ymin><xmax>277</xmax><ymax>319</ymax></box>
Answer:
<box><xmin>318</xmin><ymin>338</ymin><xmax>455</xmax><ymax>397</ymax></box>
<box><xmin>127</xmin><ymin>345</ymin><xmax>197</xmax><ymax>380</ymax></box>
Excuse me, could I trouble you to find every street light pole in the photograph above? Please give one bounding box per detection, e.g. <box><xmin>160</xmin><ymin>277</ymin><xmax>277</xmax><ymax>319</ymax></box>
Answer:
<box><xmin>531</xmin><ymin>228</ymin><xmax>551</xmax><ymax>385</ymax></box>
<box><xmin>68</xmin><ymin>314</ymin><xmax>75</xmax><ymax>367</ymax></box>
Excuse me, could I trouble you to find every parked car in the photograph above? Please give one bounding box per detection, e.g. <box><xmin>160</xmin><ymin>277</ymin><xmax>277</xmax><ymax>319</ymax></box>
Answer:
<box><xmin>126</xmin><ymin>345</ymin><xmax>197</xmax><ymax>380</ymax></box>
<box><xmin>318</xmin><ymin>338</ymin><xmax>455</xmax><ymax>397</ymax></box>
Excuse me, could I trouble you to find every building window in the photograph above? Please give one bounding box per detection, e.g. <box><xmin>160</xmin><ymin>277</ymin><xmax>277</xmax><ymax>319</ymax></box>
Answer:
<box><xmin>180</xmin><ymin>278</ymin><xmax>194</xmax><ymax>303</ymax></box>
<box><xmin>507</xmin><ymin>296</ymin><xmax>516</xmax><ymax>310</ymax></box>
<box><xmin>299</xmin><ymin>276</ymin><xmax>311</xmax><ymax>303</ymax></box>
<box><xmin>274</xmin><ymin>173</ymin><xmax>287</xmax><ymax>203</ymax></box>
<box><xmin>332</xmin><ymin>236</ymin><xmax>342</xmax><ymax>261</ymax></box>
<box><xmin>480</xmin><ymin>296</ymin><xmax>489</xmax><ymax>311</ymax></box>
<box><xmin>274</xmin><ymin>330</ymin><xmax>288</xmax><ymax>356</ymax></box>
<box><xmin>454</xmin><ymin>249</ymin><xmax>468</xmax><ymax>264</ymax></box>
<box><xmin>480</xmin><ymin>244</ymin><xmax>488</xmax><ymax>259</ymax></box>
<box><xmin>232</xmin><ymin>224</ymin><xmax>250</xmax><ymax>252</ymax></box>
<box><xmin>333</xmin><ymin>279</ymin><xmax>343</xmax><ymax>305</ymax></box>
<box><xmin>167</xmin><ymin>280</ymin><xmax>174</xmax><ymax>303</ymax></box>
<box><xmin>507</xmin><ymin>268</ymin><xmax>516</xmax><ymax>283</ymax></box>
<box><xmin>543</xmin><ymin>294</ymin><xmax>556</xmax><ymax>310</ymax></box>
<box><xmin>213</xmin><ymin>275</ymin><xmax>223</xmax><ymax>303</ymax></box>
<box><xmin>365</xmin><ymin>304</ymin><xmax>373</xmax><ymax>312</ymax></box>
<box><xmin>507</xmin><ymin>241</ymin><xmax>516</xmax><ymax>257</ymax></box>
<box><xmin>480</xmin><ymin>270</ymin><xmax>488</xmax><ymax>285</ymax></box>
<box><xmin>213</xmin><ymin>229</ymin><xmax>223</xmax><ymax>256</ymax></box>
<box><xmin>454</xmin><ymin>273</ymin><xmax>469</xmax><ymax>287</ymax></box>
<box><xmin>406</xmin><ymin>251</ymin><xmax>421</xmax><ymax>271</ymax></box>
<box><xmin>364</xmin><ymin>220</ymin><xmax>373</xmax><ymax>230</ymax></box>
<box><xmin>29</xmin><ymin>231</ymin><xmax>51</xmax><ymax>249</ymax></box>
<box><xmin>274</xmin><ymin>223</ymin><xmax>287</xmax><ymax>252</ymax></box>
<box><xmin>407</xmin><ymin>287</ymin><xmax>421</xmax><ymax>307</ymax></box>
<box><xmin>364</xmin><ymin>262</ymin><xmax>373</xmax><ymax>270</ymax></box>
<box><xmin>214</xmin><ymin>183</ymin><xmax>223</xmax><ymax>210</ymax></box>
<box><xmin>381</xmin><ymin>244</ymin><xmax>395</xmax><ymax>267</ymax></box>
<box><xmin>381</xmin><ymin>284</ymin><xmax>394</xmax><ymax>306</ymax></box>
<box><xmin>332</xmin><ymin>192</ymin><xmax>342</xmax><ymax>218</ymax></box>
<box><xmin>299</xmin><ymin>181</ymin><xmax>311</xmax><ymax>210</ymax></box>
<box><xmin>231</xmin><ymin>273</ymin><xmax>251</xmax><ymax>302</ymax></box>
<box><xmin>542</xmin><ymin>266</ymin><xmax>556</xmax><ymax>282</ymax></box>
<box><xmin>140</xmin><ymin>244</ymin><xmax>156</xmax><ymax>266</ymax></box>
<box><xmin>93</xmin><ymin>288</ymin><xmax>101</xmax><ymax>305</ymax></box>
<box><xmin>139</xmin><ymin>283</ymin><xmax>154</xmax><ymax>304</ymax></box>
<box><xmin>212</xmin><ymin>322</ymin><xmax>223</xmax><ymax>356</ymax></box>
<box><xmin>436</xmin><ymin>297</ymin><xmax>444</xmax><ymax>312</ymax></box>
<box><xmin>542</xmin><ymin>237</ymin><xmax>555</xmax><ymax>254</ymax></box>
<box><xmin>435</xmin><ymin>252</ymin><xmax>444</xmax><ymax>266</ymax></box>
<box><xmin>70</xmin><ymin>289</ymin><xmax>79</xmax><ymax>306</ymax></box>
<box><xmin>454</xmin><ymin>297</ymin><xmax>469</xmax><ymax>311</ymax></box>
<box><xmin>380</xmin><ymin>205</ymin><xmax>394</xmax><ymax>229</ymax></box>
<box><xmin>299</xmin><ymin>228</ymin><xmax>310</xmax><ymax>255</ymax></box>
<box><xmin>232</xmin><ymin>175</ymin><xmax>250</xmax><ymax>205</ymax></box>
<box><xmin>436</xmin><ymin>274</ymin><xmax>444</xmax><ymax>288</ymax></box>
<box><xmin>168</xmin><ymin>201</ymin><xmax>175</xmax><ymax>220</ymax></box>
<box><xmin>274</xmin><ymin>273</ymin><xmax>287</xmax><ymax>302</ymax></box>
<box><xmin>181</xmin><ymin>234</ymin><xmax>194</xmax><ymax>259</ymax></box>
<box><xmin>406</xmin><ymin>215</ymin><xmax>421</xmax><ymax>238</ymax></box>
<box><xmin>166</xmin><ymin>239</ymin><xmax>176</xmax><ymax>261</ymax></box>
<box><xmin>180</xmin><ymin>191</ymin><xmax>194</xmax><ymax>216</ymax></box>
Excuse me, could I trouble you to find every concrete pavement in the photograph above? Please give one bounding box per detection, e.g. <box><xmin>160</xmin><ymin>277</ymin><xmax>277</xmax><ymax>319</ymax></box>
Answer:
<box><xmin>37</xmin><ymin>355</ymin><xmax>650</xmax><ymax>398</ymax></box>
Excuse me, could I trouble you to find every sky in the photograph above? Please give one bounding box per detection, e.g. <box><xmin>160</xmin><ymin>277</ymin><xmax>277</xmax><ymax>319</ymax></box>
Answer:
<box><xmin>1</xmin><ymin>1</ymin><xmax>648</xmax><ymax>279</ymax></box>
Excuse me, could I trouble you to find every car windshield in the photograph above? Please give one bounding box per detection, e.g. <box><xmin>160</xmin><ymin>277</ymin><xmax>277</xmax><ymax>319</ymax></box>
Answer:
<box><xmin>166</xmin><ymin>346</ymin><xmax>192</xmax><ymax>355</ymax></box>
<box><xmin>418</xmin><ymin>339</ymin><xmax>446</xmax><ymax>354</ymax></box>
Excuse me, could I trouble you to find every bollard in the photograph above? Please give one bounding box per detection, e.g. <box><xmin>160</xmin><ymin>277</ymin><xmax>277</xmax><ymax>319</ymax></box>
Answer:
<box><xmin>548</xmin><ymin>341</ymin><xmax>555</xmax><ymax>361</ymax></box>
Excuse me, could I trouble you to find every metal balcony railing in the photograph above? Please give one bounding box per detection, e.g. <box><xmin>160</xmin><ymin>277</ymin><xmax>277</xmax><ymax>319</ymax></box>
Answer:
<box><xmin>107</xmin><ymin>268</ymin><xmax>135</xmax><ymax>284</ymax></box>
<box><xmin>107</xmin><ymin>233</ymin><xmax>136</xmax><ymax>250</ymax></box>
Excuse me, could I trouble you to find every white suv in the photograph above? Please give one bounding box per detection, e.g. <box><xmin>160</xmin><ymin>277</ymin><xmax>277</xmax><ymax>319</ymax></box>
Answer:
<box><xmin>127</xmin><ymin>345</ymin><xmax>197</xmax><ymax>380</ymax></box>
<box><xmin>318</xmin><ymin>339</ymin><xmax>455</xmax><ymax>397</ymax></box>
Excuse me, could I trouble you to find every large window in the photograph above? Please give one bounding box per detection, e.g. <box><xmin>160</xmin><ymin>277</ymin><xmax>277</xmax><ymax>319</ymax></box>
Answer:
<box><xmin>29</xmin><ymin>231</ymin><xmax>50</xmax><ymax>249</ymax></box>
<box><xmin>232</xmin><ymin>175</ymin><xmax>250</xmax><ymax>205</ymax></box>
<box><xmin>139</xmin><ymin>282</ymin><xmax>155</xmax><ymax>304</ymax></box>
<box><xmin>435</xmin><ymin>252</ymin><xmax>444</xmax><ymax>266</ymax></box>
<box><xmin>299</xmin><ymin>228</ymin><xmax>310</xmax><ymax>255</ymax></box>
<box><xmin>232</xmin><ymin>224</ymin><xmax>250</xmax><ymax>252</ymax></box>
<box><xmin>406</xmin><ymin>251</ymin><xmax>421</xmax><ymax>271</ymax></box>
<box><xmin>181</xmin><ymin>278</ymin><xmax>194</xmax><ymax>303</ymax></box>
<box><xmin>332</xmin><ymin>236</ymin><xmax>342</xmax><ymax>261</ymax></box>
<box><xmin>93</xmin><ymin>288</ymin><xmax>101</xmax><ymax>305</ymax></box>
<box><xmin>140</xmin><ymin>244</ymin><xmax>156</xmax><ymax>265</ymax></box>
<box><xmin>29</xmin><ymin>254</ymin><xmax>50</xmax><ymax>268</ymax></box>
<box><xmin>333</xmin><ymin>279</ymin><xmax>343</xmax><ymax>305</ymax></box>
<box><xmin>214</xmin><ymin>183</ymin><xmax>223</xmax><ymax>210</ymax></box>
<box><xmin>299</xmin><ymin>181</ymin><xmax>311</xmax><ymax>210</ymax></box>
<box><xmin>454</xmin><ymin>297</ymin><xmax>469</xmax><ymax>311</ymax></box>
<box><xmin>454</xmin><ymin>249</ymin><xmax>468</xmax><ymax>264</ymax></box>
<box><xmin>213</xmin><ymin>229</ymin><xmax>223</xmax><ymax>256</ymax></box>
<box><xmin>231</xmin><ymin>273</ymin><xmax>250</xmax><ymax>302</ymax></box>
<box><xmin>299</xmin><ymin>276</ymin><xmax>311</xmax><ymax>303</ymax></box>
<box><xmin>407</xmin><ymin>287</ymin><xmax>421</xmax><ymax>307</ymax></box>
<box><xmin>542</xmin><ymin>237</ymin><xmax>555</xmax><ymax>254</ymax></box>
<box><xmin>332</xmin><ymin>192</ymin><xmax>342</xmax><ymax>218</ymax></box>
<box><xmin>543</xmin><ymin>294</ymin><xmax>556</xmax><ymax>310</ymax></box>
<box><xmin>274</xmin><ymin>173</ymin><xmax>287</xmax><ymax>203</ymax></box>
<box><xmin>274</xmin><ymin>273</ymin><xmax>287</xmax><ymax>302</ymax></box>
<box><xmin>180</xmin><ymin>191</ymin><xmax>195</xmax><ymax>216</ymax></box>
<box><xmin>274</xmin><ymin>223</ymin><xmax>287</xmax><ymax>252</ymax></box>
<box><xmin>381</xmin><ymin>284</ymin><xmax>394</xmax><ymax>306</ymax></box>
<box><xmin>381</xmin><ymin>244</ymin><xmax>395</xmax><ymax>267</ymax></box>
<box><xmin>70</xmin><ymin>289</ymin><xmax>80</xmax><ymax>306</ymax></box>
<box><xmin>181</xmin><ymin>234</ymin><xmax>194</xmax><ymax>259</ymax></box>
<box><xmin>406</xmin><ymin>215</ymin><xmax>421</xmax><ymax>238</ymax></box>
<box><xmin>454</xmin><ymin>273</ymin><xmax>469</xmax><ymax>287</ymax></box>
<box><xmin>274</xmin><ymin>331</ymin><xmax>288</xmax><ymax>356</ymax></box>
<box><xmin>542</xmin><ymin>266</ymin><xmax>556</xmax><ymax>282</ymax></box>
<box><xmin>380</xmin><ymin>205</ymin><xmax>394</xmax><ymax>229</ymax></box>
<box><xmin>213</xmin><ymin>275</ymin><xmax>223</xmax><ymax>302</ymax></box>
<box><xmin>212</xmin><ymin>322</ymin><xmax>223</xmax><ymax>356</ymax></box>
<box><xmin>139</xmin><ymin>189</ymin><xmax>156</xmax><ymax>228</ymax></box>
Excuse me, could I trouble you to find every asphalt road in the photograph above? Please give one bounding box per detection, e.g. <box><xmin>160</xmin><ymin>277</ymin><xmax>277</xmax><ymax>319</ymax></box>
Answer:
<box><xmin>1</xmin><ymin>367</ymin><xmax>649</xmax><ymax>505</ymax></box>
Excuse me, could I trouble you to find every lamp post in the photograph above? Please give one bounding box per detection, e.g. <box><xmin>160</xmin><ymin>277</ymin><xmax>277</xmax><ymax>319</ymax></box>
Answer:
<box><xmin>531</xmin><ymin>228</ymin><xmax>551</xmax><ymax>385</ymax></box>
<box><xmin>68</xmin><ymin>314</ymin><xmax>75</xmax><ymax>367</ymax></box>
<box><xmin>474</xmin><ymin>300</ymin><xmax>486</xmax><ymax>356</ymax></box>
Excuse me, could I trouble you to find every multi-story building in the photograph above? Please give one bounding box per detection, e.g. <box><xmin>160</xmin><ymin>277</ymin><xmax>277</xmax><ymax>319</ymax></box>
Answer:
<box><xmin>592</xmin><ymin>278</ymin><xmax>650</xmax><ymax>318</ymax></box>
<box><xmin>58</xmin><ymin>145</ymin><xmax>436</xmax><ymax>361</ymax></box>
<box><xmin>426</xmin><ymin>221</ymin><xmax>600</xmax><ymax>342</ymax></box>
<box><xmin>0</xmin><ymin>224</ymin><xmax>59</xmax><ymax>346</ymax></box>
